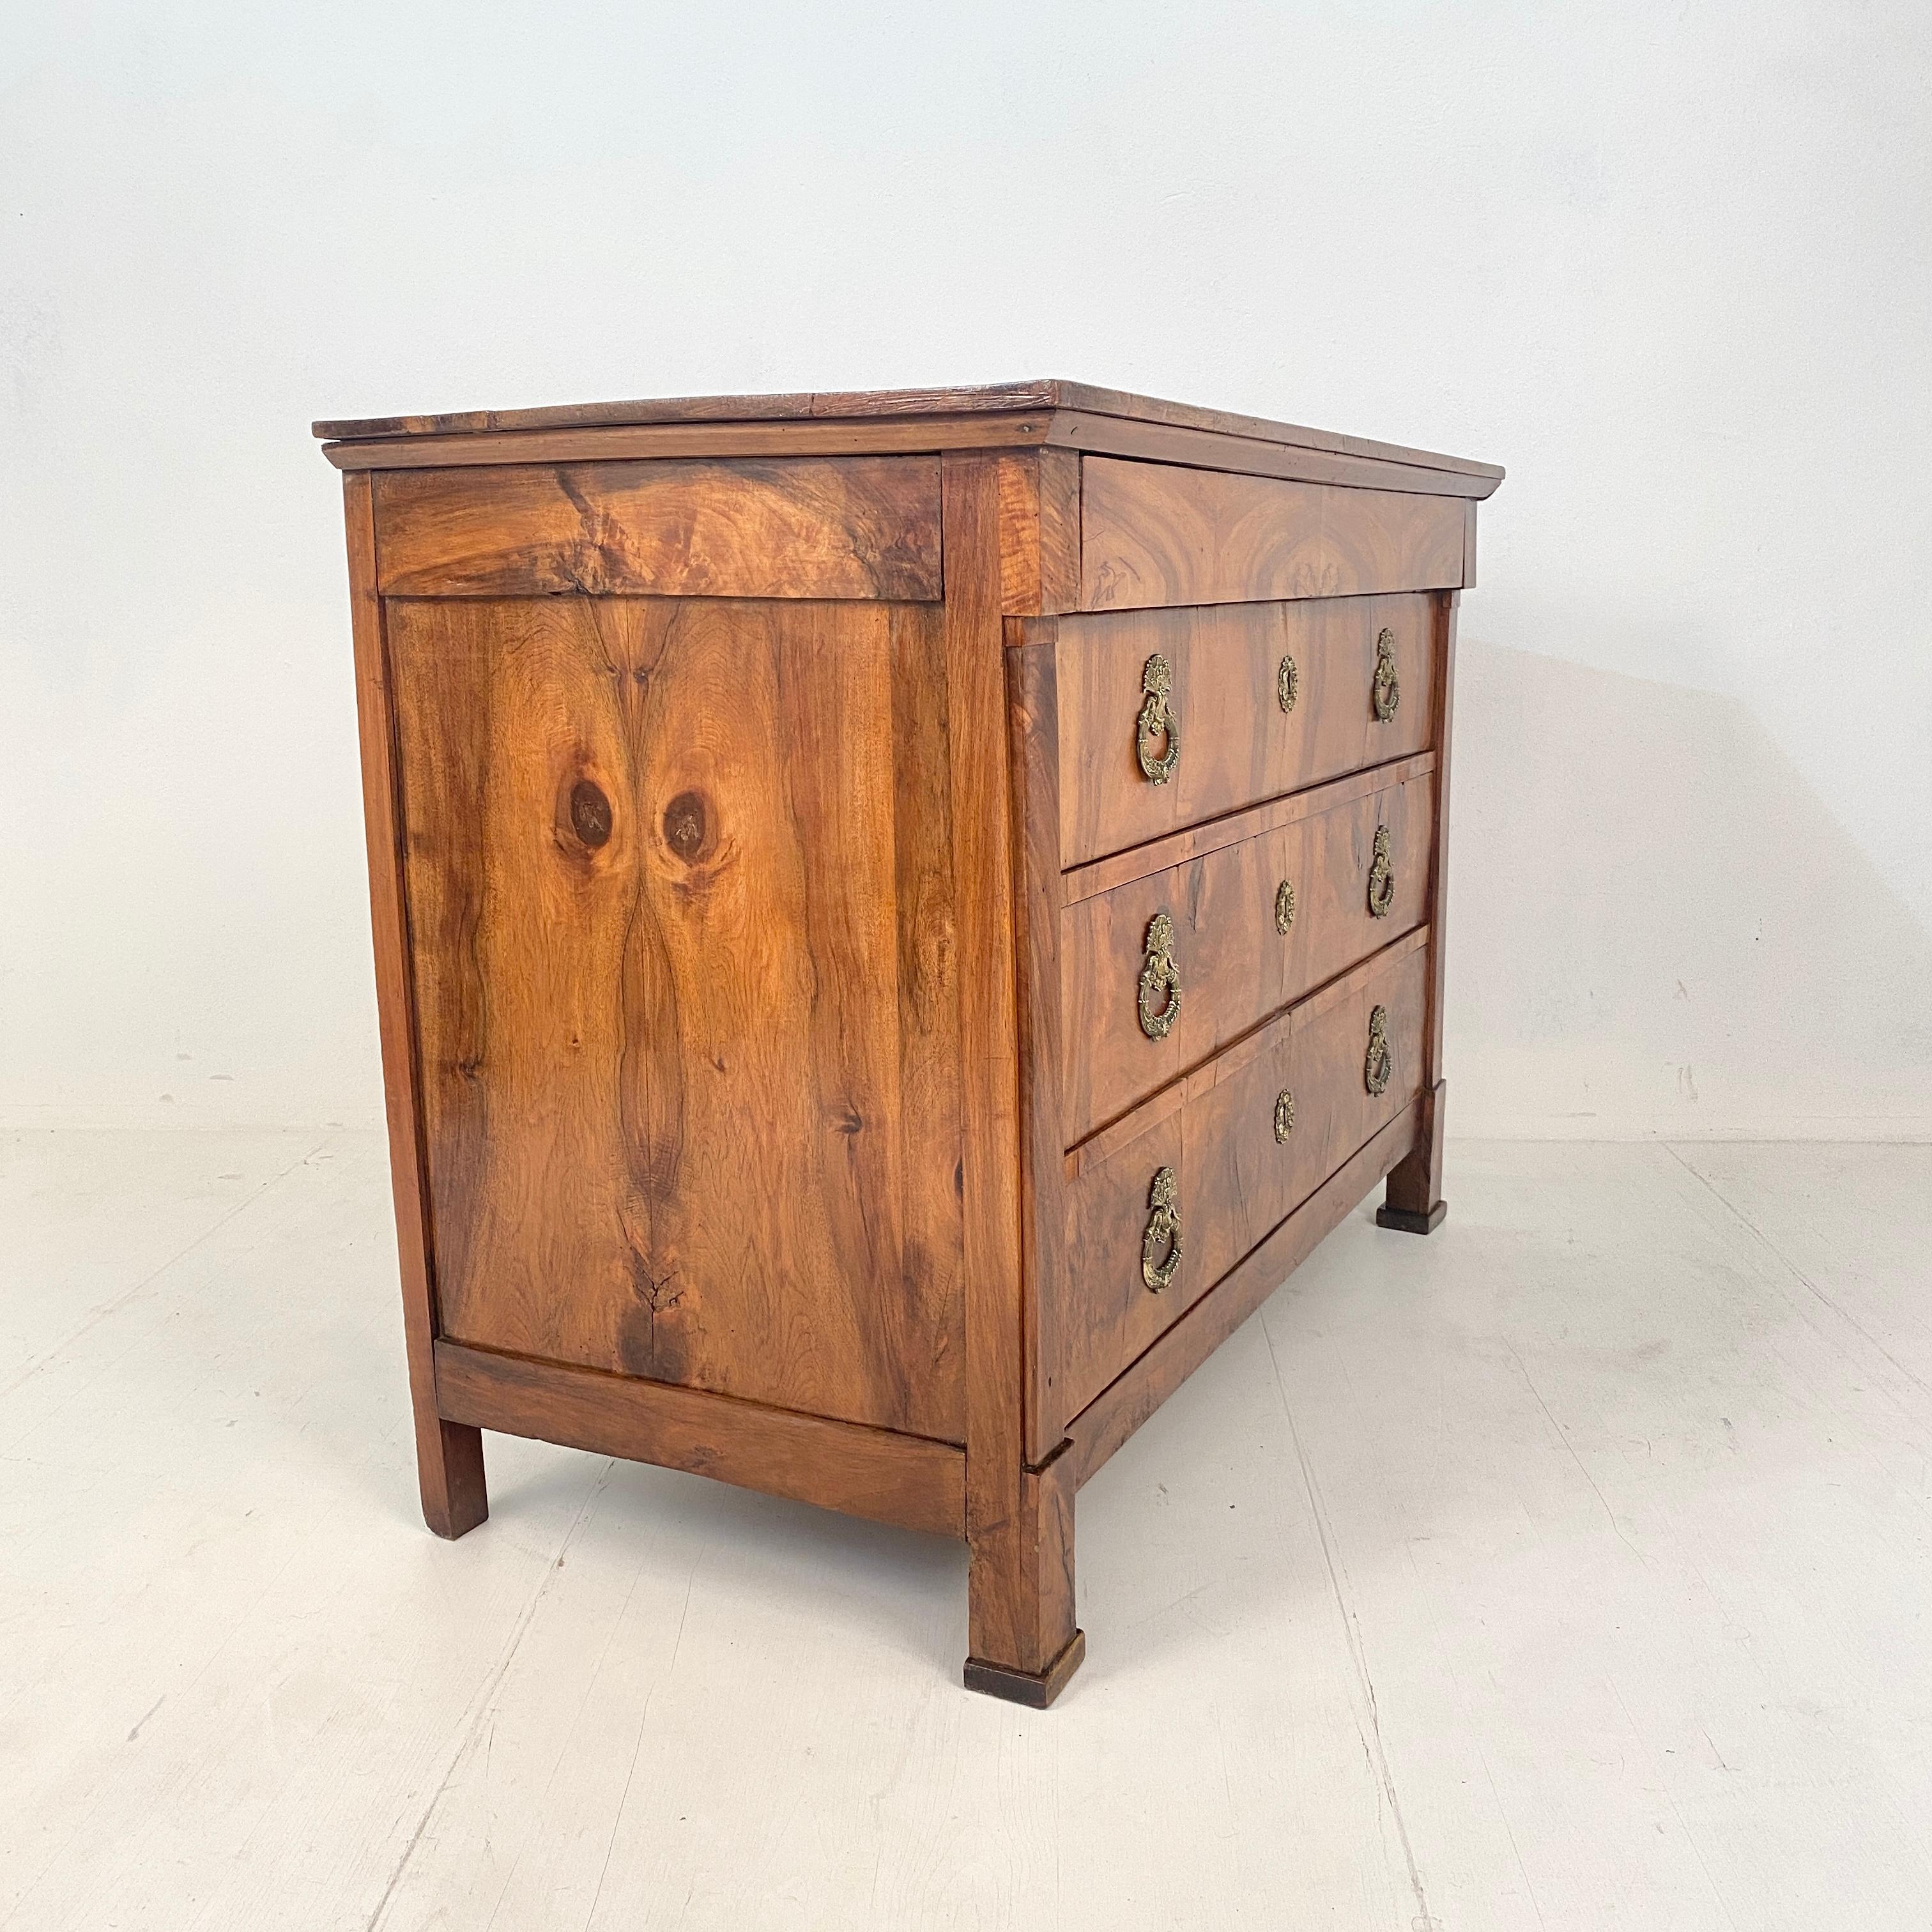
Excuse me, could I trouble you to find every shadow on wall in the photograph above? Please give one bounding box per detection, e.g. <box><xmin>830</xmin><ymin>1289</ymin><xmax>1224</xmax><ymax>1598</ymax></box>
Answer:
<box><xmin>1448</xmin><ymin>637</ymin><xmax>1932</xmax><ymax>1140</ymax></box>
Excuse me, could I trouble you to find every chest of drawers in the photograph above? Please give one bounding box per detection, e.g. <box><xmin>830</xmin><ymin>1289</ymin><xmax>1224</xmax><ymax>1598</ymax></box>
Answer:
<box><xmin>317</xmin><ymin>381</ymin><xmax>1500</xmax><ymax>1706</ymax></box>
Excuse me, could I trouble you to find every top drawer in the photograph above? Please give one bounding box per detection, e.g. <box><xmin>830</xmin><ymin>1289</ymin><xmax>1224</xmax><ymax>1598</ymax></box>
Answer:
<box><xmin>1056</xmin><ymin>593</ymin><xmax>1437</xmax><ymax>867</ymax></box>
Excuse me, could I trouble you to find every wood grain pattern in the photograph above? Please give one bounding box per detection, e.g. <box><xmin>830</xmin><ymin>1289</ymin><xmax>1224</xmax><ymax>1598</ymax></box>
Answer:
<box><xmin>324</xmin><ymin>412</ymin><xmax>1054</xmax><ymax>474</ymax></box>
<box><xmin>372</xmin><ymin>457</ymin><xmax>941</xmax><ymax>601</ymax></box>
<box><xmin>1006</xmin><ymin>632</ymin><xmax>1075</xmax><ymax>1469</ymax></box>
<box><xmin>1058</xmin><ymin>1100</ymin><xmax>1422</xmax><ymax>1489</ymax></box>
<box><xmin>317</xmin><ymin>379</ymin><xmax>1505</xmax><ymax>486</ymax></box>
<box><xmin>323</xmin><ymin>382</ymin><xmax>1070</xmax><ymax>441</ymax></box>
<box><xmin>1061</xmin><ymin>767</ymin><xmax>1435</xmax><ymax>1146</ymax></box>
<box><xmin>995</xmin><ymin>448</ymin><xmax>1081</xmax><ymax>615</ymax></box>
<box><xmin>1384</xmin><ymin>591</ymin><xmax>1460</xmax><ymax>1229</ymax></box>
<box><xmin>323</xmin><ymin>408</ymin><xmax>1504</xmax><ymax>503</ymax></box>
<box><xmin>342</xmin><ymin>472</ymin><xmax>487</xmax><ymax>1540</ymax></box>
<box><xmin>1080</xmin><ymin>458</ymin><xmax>1468</xmax><ymax>611</ymax></box>
<box><xmin>1050</xmin><ymin>411</ymin><xmax>1499</xmax><ymax>498</ymax></box>
<box><xmin>1047</xmin><ymin>931</ymin><xmax>1429</xmax><ymax>1442</ymax></box>
<box><xmin>948</xmin><ymin>457</ymin><xmax>1079</xmax><ymax>1682</ymax></box>
<box><xmin>434</xmin><ymin>1341</ymin><xmax>965</xmax><ymax>1536</ymax></box>
<box><xmin>388</xmin><ymin>593</ymin><xmax>963</xmax><ymax>1441</ymax></box>
<box><xmin>1057</xmin><ymin>593</ymin><xmax>1437</xmax><ymax>868</ymax></box>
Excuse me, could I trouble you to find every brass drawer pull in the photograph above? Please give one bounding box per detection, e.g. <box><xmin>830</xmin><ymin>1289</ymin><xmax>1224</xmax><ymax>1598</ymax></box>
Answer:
<box><xmin>1367</xmin><ymin>826</ymin><xmax>1395</xmax><ymax>919</ymax></box>
<box><xmin>1275</xmin><ymin>878</ymin><xmax>1296</xmax><ymax>933</ymax></box>
<box><xmin>1137</xmin><ymin>912</ymin><xmax>1181</xmax><ymax>1039</ymax></box>
<box><xmin>1274</xmin><ymin>1089</ymin><xmax>1295</xmax><ymax>1142</ymax></box>
<box><xmin>1373</xmin><ymin>629</ymin><xmax>1400</xmax><ymax>722</ymax></box>
<box><xmin>1277</xmin><ymin>654</ymin><xmax>1299</xmax><ymax>713</ymax></box>
<box><xmin>1365</xmin><ymin>1004</ymin><xmax>1392</xmax><ymax>1096</ymax></box>
<box><xmin>1137</xmin><ymin>654</ymin><xmax>1180</xmax><ymax>783</ymax></box>
<box><xmin>1141</xmin><ymin>1167</ymin><xmax>1183</xmax><ymax>1291</ymax></box>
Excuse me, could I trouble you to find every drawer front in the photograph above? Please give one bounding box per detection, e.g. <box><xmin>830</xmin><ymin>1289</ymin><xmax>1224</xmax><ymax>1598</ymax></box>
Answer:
<box><xmin>1079</xmin><ymin>457</ymin><xmax>1469</xmax><ymax>611</ymax></box>
<box><xmin>1047</xmin><ymin>932</ymin><xmax>1428</xmax><ymax>1438</ymax></box>
<box><xmin>372</xmin><ymin>455</ymin><xmax>942</xmax><ymax>601</ymax></box>
<box><xmin>1061</xmin><ymin>765</ymin><xmax>1434</xmax><ymax>1146</ymax></box>
<box><xmin>1057</xmin><ymin>592</ymin><xmax>1437</xmax><ymax>867</ymax></box>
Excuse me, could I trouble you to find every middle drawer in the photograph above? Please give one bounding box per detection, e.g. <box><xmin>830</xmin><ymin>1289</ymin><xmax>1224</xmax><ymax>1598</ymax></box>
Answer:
<box><xmin>1060</xmin><ymin>756</ymin><xmax>1434</xmax><ymax>1147</ymax></box>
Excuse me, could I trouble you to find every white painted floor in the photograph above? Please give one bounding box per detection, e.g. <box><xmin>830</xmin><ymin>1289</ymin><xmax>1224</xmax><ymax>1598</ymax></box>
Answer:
<box><xmin>4</xmin><ymin>1131</ymin><xmax>1929</xmax><ymax>1931</ymax></box>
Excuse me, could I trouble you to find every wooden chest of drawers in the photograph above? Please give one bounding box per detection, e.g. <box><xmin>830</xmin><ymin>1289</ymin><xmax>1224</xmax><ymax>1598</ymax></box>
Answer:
<box><xmin>316</xmin><ymin>381</ymin><xmax>1500</xmax><ymax>1705</ymax></box>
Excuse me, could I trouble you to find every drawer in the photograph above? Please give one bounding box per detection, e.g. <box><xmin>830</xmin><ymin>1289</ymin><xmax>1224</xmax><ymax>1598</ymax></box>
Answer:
<box><xmin>1056</xmin><ymin>592</ymin><xmax>1438</xmax><ymax>867</ymax></box>
<box><xmin>372</xmin><ymin>455</ymin><xmax>943</xmax><ymax>601</ymax></box>
<box><xmin>1044</xmin><ymin>930</ymin><xmax>1429</xmax><ymax>1438</ymax></box>
<box><xmin>1060</xmin><ymin>760</ymin><xmax>1434</xmax><ymax>1146</ymax></box>
<box><xmin>1078</xmin><ymin>456</ymin><xmax>1471</xmax><ymax>611</ymax></box>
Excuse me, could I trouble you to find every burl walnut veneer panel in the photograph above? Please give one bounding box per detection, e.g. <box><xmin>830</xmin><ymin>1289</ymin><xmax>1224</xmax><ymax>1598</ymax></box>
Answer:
<box><xmin>387</xmin><ymin>594</ymin><xmax>963</xmax><ymax>1442</ymax></box>
<box><xmin>321</xmin><ymin>382</ymin><xmax>1498</xmax><ymax>1708</ymax></box>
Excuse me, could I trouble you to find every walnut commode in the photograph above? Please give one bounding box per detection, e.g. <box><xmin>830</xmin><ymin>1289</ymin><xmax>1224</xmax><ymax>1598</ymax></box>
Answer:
<box><xmin>316</xmin><ymin>381</ymin><xmax>1501</xmax><ymax>1706</ymax></box>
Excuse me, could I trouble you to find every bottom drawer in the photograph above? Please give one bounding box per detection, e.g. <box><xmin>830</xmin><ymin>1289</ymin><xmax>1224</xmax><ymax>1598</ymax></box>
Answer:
<box><xmin>1045</xmin><ymin>928</ymin><xmax>1429</xmax><ymax>1437</ymax></box>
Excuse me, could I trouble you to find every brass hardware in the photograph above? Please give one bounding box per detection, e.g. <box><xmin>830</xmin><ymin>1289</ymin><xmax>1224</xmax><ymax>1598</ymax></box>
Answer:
<box><xmin>1277</xmin><ymin>653</ymin><xmax>1299</xmax><ymax>713</ymax></box>
<box><xmin>1275</xmin><ymin>878</ymin><xmax>1296</xmax><ymax>934</ymax></box>
<box><xmin>1136</xmin><ymin>654</ymin><xmax>1180</xmax><ymax>783</ymax></box>
<box><xmin>1141</xmin><ymin>1166</ymin><xmax>1183</xmax><ymax>1291</ymax></box>
<box><xmin>1367</xmin><ymin>825</ymin><xmax>1395</xmax><ymax>919</ymax></box>
<box><xmin>1274</xmin><ymin>1089</ymin><xmax>1296</xmax><ymax>1142</ymax></box>
<box><xmin>1137</xmin><ymin>912</ymin><xmax>1181</xmax><ymax>1039</ymax></box>
<box><xmin>1372</xmin><ymin>629</ymin><xmax>1400</xmax><ymax>722</ymax></box>
<box><xmin>1365</xmin><ymin>1004</ymin><xmax>1392</xmax><ymax>1096</ymax></box>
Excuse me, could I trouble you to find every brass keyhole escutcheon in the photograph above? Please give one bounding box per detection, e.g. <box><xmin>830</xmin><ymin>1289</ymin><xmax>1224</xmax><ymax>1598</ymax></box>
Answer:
<box><xmin>1372</xmin><ymin>629</ymin><xmax>1400</xmax><ymax>722</ymax></box>
<box><xmin>1364</xmin><ymin>1004</ymin><xmax>1392</xmax><ymax>1096</ymax></box>
<box><xmin>1138</xmin><ymin>911</ymin><xmax>1181</xmax><ymax>1039</ymax></box>
<box><xmin>1136</xmin><ymin>654</ymin><xmax>1181</xmax><ymax>783</ymax></box>
<box><xmin>1273</xmin><ymin>1089</ymin><xmax>1295</xmax><ymax>1143</ymax></box>
<box><xmin>1277</xmin><ymin>653</ymin><xmax>1299</xmax><ymax>713</ymax></box>
<box><xmin>1367</xmin><ymin>825</ymin><xmax>1395</xmax><ymax>919</ymax></box>
<box><xmin>1141</xmin><ymin>1165</ymin><xmax>1183</xmax><ymax>1292</ymax></box>
<box><xmin>1275</xmin><ymin>878</ymin><xmax>1296</xmax><ymax>934</ymax></box>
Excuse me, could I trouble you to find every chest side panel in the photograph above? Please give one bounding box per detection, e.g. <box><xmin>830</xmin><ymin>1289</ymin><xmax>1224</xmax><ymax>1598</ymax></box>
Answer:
<box><xmin>386</xmin><ymin>590</ymin><xmax>963</xmax><ymax>1441</ymax></box>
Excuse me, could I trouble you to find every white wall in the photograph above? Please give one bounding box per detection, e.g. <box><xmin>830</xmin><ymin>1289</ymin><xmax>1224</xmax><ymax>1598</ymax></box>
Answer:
<box><xmin>3</xmin><ymin>0</ymin><xmax>1928</xmax><ymax>1138</ymax></box>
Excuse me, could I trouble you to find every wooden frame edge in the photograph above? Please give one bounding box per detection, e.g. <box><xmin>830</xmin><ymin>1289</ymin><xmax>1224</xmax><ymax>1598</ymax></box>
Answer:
<box><xmin>343</xmin><ymin>473</ymin><xmax>487</xmax><ymax>1538</ymax></box>
<box><xmin>321</xmin><ymin>404</ymin><xmax>1498</xmax><ymax>503</ymax></box>
<box><xmin>323</xmin><ymin>410</ymin><xmax>1057</xmax><ymax>471</ymax></box>
<box><xmin>434</xmin><ymin>1342</ymin><xmax>965</xmax><ymax>1538</ymax></box>
<box><xmin>1006</xmin><ymin>622</ymin><xmax>1071</xmax><ymax>1467</ymax></box>
<box><xmin>1049</xmin><ymin>410</ymin><xmax>1502</xmax><ymax>500</ymax></box>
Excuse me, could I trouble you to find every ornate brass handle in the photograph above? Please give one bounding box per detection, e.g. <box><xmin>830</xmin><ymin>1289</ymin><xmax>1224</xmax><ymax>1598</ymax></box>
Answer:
<box><xmin>1367</xmin><ymin>825</ymin><xmax>1395</xmax><ymax>919</ymax></box>
<box><xmin>1138</xmin><ymin>912</ymin><xmax>1181</xmax><ymax>1039</ymax></box>
<box><xmin>1365</xmin><ymin>1004</ymin><xmax>1392</xmax><ymax>1096</ymax></box>
<box><xmin>1373</xmin><ymin>629</ymin><xmax>1400</xmax><ymax>722</ymax></box>
<box><xmin>1274</xmin><ymin>1089</ymin><xmax>1296</xmax><ymax>1142</ymax></box>
<box><xmin>1141</xmin><ymin>1166</ymin><xmax>1183</xmax><ymax>1291</ymax></box>
<box><xmin>1277</xmin><ymin>654</ymin><xmax>1299</xmax><ymax>713</ymax></box>
<box><xmin>1275</xmin><ymin>878</ymin><xmax>1296</xmax><ymax>934</ymax></box>
<box><xmin>1136</xmin><ymin>654</ymin><xmax>1180</xmax><ymax>783</ymax></box>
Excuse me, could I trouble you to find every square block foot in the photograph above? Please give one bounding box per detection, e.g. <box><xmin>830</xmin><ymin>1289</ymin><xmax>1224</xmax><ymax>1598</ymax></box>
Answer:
<box><xmin>963</xmin><ymin>1629</ymin><xmax>1086</xmax><ymax>1708</ymax></box>
<box><xmin>1377</xmin><ymin>1199</ymin><xmax>1447</xmax><ymax>1236</ymax></box>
